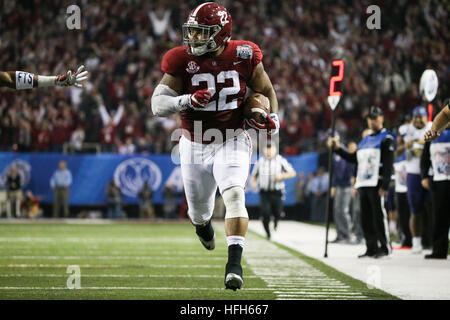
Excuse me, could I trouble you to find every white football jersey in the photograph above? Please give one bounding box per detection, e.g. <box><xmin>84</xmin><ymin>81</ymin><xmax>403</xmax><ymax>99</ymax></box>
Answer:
<box><xmin>401</xmin><ymin>122</ymin><xmax>432</xmax><ymax>174</ymax></box>
<box><xmin>393</xmin><ymin>159</ymin><xmax>407</xmax><ymax>193</ymax></box>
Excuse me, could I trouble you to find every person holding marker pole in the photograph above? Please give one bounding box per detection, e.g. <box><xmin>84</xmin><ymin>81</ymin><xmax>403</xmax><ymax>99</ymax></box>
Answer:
<box><xmin>327</xmin><ymin>106</ymin><xmax>396</xmax><ymax>259</ymax></box>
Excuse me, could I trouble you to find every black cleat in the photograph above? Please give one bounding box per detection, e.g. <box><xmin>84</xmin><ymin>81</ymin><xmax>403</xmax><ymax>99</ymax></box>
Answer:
<box><xmin>195</xmin><ymin>220</ymin><xmax>215</xmax><ymax>250</ymax></box>
<box><xmin>424</xmin><ymin>253</ymin><xmax>447</xmax><ymax>260</ymax></box>
<box><xmin>198</xmin><ymin>234</ymin><xmax>215</xmax><ymax>250</ymax></box>
<box><xmin>225</xmin><ymin>273</ymin><xmax>243</xmax><ymax>291</ymax></box>
<box><xmin>374</xmin><ymin>251</ymin><xmax>390</xmax><ymax>259</ymax></box>
<box><xmin>225</xmin><ymin>262</ymin><xmax>243</xmax><ymax>291</ymax></box>
<box><xmin>374</xmin><ymin>247</ymin><xmax>390</xmax><ymax>259</ymax></box>
<box><xmin>358</xmin><ymin>251</ymin><xmax>376</xmax><ymax>258</ymax></box>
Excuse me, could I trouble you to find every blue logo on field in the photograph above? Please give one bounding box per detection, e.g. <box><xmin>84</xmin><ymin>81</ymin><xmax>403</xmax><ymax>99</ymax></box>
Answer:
<box><xmin>113</xmin><ymin>158</ymin><xmax>162</xmax><ymax>197</ymax></box>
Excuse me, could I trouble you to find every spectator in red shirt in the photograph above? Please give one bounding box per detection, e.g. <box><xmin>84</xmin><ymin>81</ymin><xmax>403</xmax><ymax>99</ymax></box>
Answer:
<box><xmin>36</xmin><ymin>120</ymin><xmax>51</xmax><ymax>152</ymax></box>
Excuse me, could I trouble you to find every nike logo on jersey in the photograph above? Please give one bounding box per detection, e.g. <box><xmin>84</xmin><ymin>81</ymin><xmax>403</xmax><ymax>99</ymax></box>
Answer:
<box><xmin>233</xmin><ymin>61</ymin><xmax>243</xmax><ymax>65</ymax></box>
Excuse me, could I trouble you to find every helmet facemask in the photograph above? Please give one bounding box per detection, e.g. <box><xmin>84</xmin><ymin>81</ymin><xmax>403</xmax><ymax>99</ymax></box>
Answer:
<box><xmin>182</xmin><ymin>23</ymin><xmax>222</xmax><ymax>56</ymax></box>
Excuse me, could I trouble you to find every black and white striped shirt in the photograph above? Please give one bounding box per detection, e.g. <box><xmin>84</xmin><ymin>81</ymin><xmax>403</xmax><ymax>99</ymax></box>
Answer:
<box><xmin>251</xmin><ymin>155</ymin><xmax>295</xmax><ymax>192</ymax></box>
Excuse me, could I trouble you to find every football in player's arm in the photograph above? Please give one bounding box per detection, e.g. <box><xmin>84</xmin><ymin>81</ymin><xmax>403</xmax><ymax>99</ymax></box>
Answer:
<box><xmin>247</xmin><ymin>62</ymin><xmax>279</xmax><ymax>131</ymax></box>
<box><xmin>0</xmin><ymin>65</ymin><xmax>88</xmax><ymax>90</ymax></box>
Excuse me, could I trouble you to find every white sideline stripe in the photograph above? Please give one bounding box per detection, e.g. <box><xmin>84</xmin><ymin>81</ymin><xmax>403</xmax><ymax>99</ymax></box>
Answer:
<box><xmin>0</xmin><ymin>264</ymin><xmax>223</xmax><ymax>268</ymax></box>
<box><xmin>0</xmin><ymin>287</ymin><xmax>273</xmax><ymax>291</ymax></box>
<box><xmin>0</xmin><ymin>274</ymin><xmax>260</xmax><ymax>279</ymax></box>
<box><xmin>273</xmin><ymin>290</ymin><xmax>363</xmax><ymax>295</ymax></box>
<box><xmin>0</xmin><ymin>249</ymin><xmax>210</xmax><ymax>255</ymax></box>
<box><xmin>263</xmin><ymin>277</ymin><xmax>339</xmax><ymax>281</ymax></box>
<box><xmin>268</xmin><ymin>285</ymin><xmax>350</xmax><ymax>288</ymax></box>
<box><xmin>0</xmin><ymin>237</ymin><xmax>198</xmax><ymax>243</ymax></box>
<box><xmin>264</xmin><ymin>279</ymin><xmax>344</xmax><ymax>282</ymax></box>
<box><xmin>0</xmin><ymin>249</ymin><xmax>222</xmax><ymax>254</ymax></box>
<box><xmin>244</xmin><ymin>233</ymin><xmax>369</xmax><ymax>300</ymax></box>
<box><xmin>276</xmin><ymin>294</ymin><xmax>367</xmax><ymax>300</ymax></box>
<box><xmin>265</xmin><ymin>281</ymin><xmax>344</xmax><ymax>284</ymax></box>
<box><xmin>2</xmin><ymin>256</ymin><xmax>226</xmax><ymax>261</ymax></box>
<box><xmin>274</xmin><ymin>288</ymin><xmax>358</xmax><ymax>295</ymax></box>
<box><xmin>276</xmin><ymin>297</ymin><xmax>368</xmax><ymax>300</ymax></box>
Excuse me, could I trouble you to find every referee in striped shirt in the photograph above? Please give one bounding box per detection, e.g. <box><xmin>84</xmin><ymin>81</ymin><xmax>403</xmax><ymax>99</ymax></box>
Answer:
<box><xmin>251</xmin><ymin>142</ymin><xmax>296</xmax><ymax>239</ymax></box>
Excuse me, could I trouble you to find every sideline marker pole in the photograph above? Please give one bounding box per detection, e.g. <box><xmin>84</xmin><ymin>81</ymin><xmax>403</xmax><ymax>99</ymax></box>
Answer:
<box><xmin>324</xmin><ymin>60</ymin><xmax>344</xmax><ymax>258</ymax></box>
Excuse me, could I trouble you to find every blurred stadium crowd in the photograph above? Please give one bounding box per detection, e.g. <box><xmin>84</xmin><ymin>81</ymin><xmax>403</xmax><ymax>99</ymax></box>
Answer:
<box><xmin>0</xmin><ymin>0</ymin><xmax>449</xmax><ymax>155</ymax></box>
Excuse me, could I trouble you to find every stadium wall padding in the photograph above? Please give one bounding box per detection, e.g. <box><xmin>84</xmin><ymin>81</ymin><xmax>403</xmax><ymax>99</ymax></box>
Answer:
<box><xmin>0</xmin><ymin>152</ymin><xmax>318</xmax><ymax>206</ymax></box>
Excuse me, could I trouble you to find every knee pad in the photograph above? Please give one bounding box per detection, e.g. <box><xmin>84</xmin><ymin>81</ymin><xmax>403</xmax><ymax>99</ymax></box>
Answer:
<box><xmin>222</xmin><ymin>186</ymin><xmax>248</xmax><ymax>219</ymax></box>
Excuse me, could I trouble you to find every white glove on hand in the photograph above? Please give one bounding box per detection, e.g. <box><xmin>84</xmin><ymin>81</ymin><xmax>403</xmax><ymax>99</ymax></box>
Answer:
<box><xmin>56</xmin><ymin>65</ymin><xmax>89</xmax><ymax>88</ymax></box>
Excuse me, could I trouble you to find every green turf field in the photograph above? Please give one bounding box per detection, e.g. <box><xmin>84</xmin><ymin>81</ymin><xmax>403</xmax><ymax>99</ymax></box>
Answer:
<box><xmin>0</xmin><ymin>221</ymin><xmax>397</xmax><ymax>300</ymax></box>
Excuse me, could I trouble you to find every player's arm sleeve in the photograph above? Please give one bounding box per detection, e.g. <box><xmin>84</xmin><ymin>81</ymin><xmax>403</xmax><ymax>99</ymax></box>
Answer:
<box><xmin>2</xmin><ymin>70</ymin><xmax>86</xmax><ymax>89</ymax></box>
<box><xmin>1</xmin><ymin>71</ymin><xmax>39</xmax><ymax>89</ymax></box>
<box><xmin>15</xmin><ymin>71</ymin><xmax>57</xmax><ymax>89</ymax></box>
<box><xmin>420</xmin><ymin>141</ymin><xmax>431</xmax><ymax>180</ymax></box>
<box><xmin>151</xmin><ymin>83</ymin><xmax>191</xmax><ymax>117</ymax></box>
<box><xmin>380</xmin><ymin>137</ymin><xmax>395</xmax><ymax>190</ymax></box>
<box><xmin>152</xmin><ymin>49</ymin><xmax>191</xmax><ymax>117</ymax></box>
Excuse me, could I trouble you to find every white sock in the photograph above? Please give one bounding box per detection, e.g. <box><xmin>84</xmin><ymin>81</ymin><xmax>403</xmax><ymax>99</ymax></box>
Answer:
<box><xmin>227</xmin><ymin>236</ymin><xmax>245</xmax><ymax>248</ymax></box>
<box><xmin>413</xmin><ymin>237</ymin><xmax>422</xmax><ymax>247</ymax></box>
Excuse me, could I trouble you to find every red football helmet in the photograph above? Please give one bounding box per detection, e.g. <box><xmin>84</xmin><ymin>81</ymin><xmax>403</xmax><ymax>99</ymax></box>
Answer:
<box><xmin>182</xmin><ymin>2</ymin><xmax>232</xmax><ymax>56</ymax></box>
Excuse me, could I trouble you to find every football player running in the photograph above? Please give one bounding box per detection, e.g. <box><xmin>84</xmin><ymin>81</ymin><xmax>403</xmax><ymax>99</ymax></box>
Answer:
<box><xmin>0</xmin><ymin>65</ymin><xmax>88</xmax><ymax>89</ymax></box>
<box><xmin>151</xmin><ymin>2</ymin><xmax>279</xmax><ymax>290</ymax></box>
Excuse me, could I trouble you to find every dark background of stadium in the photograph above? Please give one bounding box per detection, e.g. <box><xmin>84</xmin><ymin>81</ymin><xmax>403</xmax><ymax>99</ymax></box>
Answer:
<box><xmin>0</xmin><ymin>0</ymin><xmax>448</xmax><ymax>218</ymax></box>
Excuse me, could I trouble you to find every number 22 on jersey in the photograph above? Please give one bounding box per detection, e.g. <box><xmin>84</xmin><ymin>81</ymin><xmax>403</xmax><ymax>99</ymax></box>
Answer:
<box><xmin>191</xmin><ymin>70</ymin><xmax>240</xmax><ymax>111</ymax></box>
